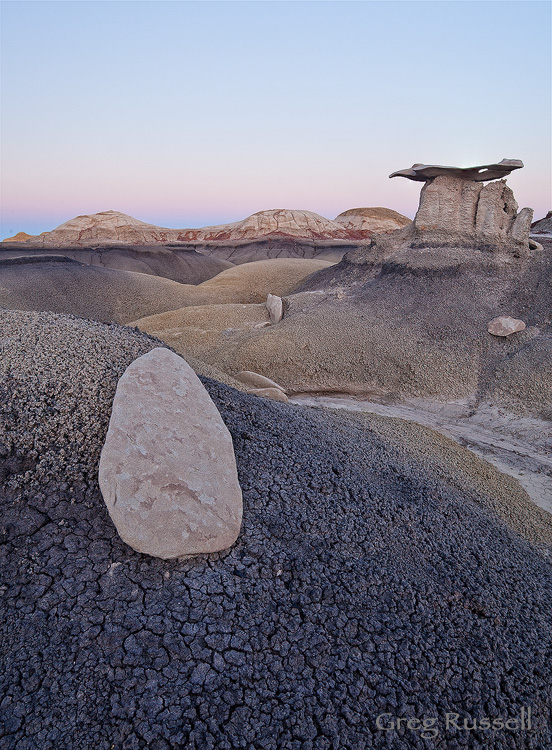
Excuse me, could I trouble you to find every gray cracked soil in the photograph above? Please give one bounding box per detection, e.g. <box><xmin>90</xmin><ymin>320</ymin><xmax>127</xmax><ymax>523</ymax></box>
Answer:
<box><xmin>1</xmin><ymin>311</ymin><xmax>551</xmax><ymax>750</ymax></box>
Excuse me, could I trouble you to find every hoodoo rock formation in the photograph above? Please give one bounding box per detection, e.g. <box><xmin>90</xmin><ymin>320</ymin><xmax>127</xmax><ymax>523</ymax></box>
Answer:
<box><xmin>310</xmin><ymin>158</ymin><xmax>535</xmax><ymax>279</ymax></box>
<box><xmin>388</xmin><ymin>159</ymin><xmax>533</xmax><ymax>254</ymax></box>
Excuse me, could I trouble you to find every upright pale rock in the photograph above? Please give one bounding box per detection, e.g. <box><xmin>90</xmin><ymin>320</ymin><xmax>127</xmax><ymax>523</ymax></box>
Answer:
<box><xmin>266</xmin><ymin>294</ymin><xmax>283</xmax><ymax>324</ymax></box>
<box><xmin>98</xmin><ymin>348</ymin><xmax>242</xmax><ymax>559</ymax></box>
<box><xmin>389</xmin><ymin>160</ymin><xmax>533</xmax><ymax>255</ymax></box>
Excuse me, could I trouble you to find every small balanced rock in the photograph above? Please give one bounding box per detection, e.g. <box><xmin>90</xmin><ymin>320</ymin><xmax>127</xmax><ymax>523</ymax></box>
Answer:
<box><xmin>487</xmin><ymin>316</ymin><xmax>526</xmax><ymax>337</ymax></box>
<box><xmin>98</xmin><ymin>347</ymin><xmax>242</xmax><ymax>559</ymax></box>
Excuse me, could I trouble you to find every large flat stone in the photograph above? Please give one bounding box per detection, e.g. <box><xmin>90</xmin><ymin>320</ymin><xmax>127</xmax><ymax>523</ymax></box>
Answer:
<box><xmin>389</xmin><ymin>159</ymin><xmax>524</xmax><ymax>182</ymax></box>
<box><xmin>98</xmin><ymin>347</ymin><xmax>242</xmax><ymax>559</ymax></box>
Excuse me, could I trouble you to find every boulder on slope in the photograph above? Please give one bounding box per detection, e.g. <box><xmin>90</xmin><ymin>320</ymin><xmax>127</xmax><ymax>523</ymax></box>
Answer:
<box><xmin>99</xmin><ymin>348</ymin><xmax>243</xmax><ymax>559</ymax></box>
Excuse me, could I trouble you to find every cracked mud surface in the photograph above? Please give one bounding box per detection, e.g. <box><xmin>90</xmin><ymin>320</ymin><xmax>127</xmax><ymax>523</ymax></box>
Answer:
<box><xmin>1</xmin><ymin>311</ymin><xmax>551</xmax><ymax>749</ymax></box>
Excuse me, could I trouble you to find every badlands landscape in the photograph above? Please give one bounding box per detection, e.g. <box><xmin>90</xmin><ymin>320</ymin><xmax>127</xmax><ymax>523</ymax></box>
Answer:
<box><xmin>1</xmin><ymin>162</ymin><xmax>551</xmax><ymax>748</ymax></box>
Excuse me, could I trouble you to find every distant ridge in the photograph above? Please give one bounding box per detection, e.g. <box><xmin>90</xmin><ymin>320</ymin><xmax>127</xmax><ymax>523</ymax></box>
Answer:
<box><xmin>3</xmin><ymin>207</ymin><xmax>411</xmax><ymax>247</ymax></box>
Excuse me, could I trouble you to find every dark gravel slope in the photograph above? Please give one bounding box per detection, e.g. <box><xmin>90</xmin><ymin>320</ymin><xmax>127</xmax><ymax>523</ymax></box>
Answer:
<box><xmin>1</xmin><ymin>311</ymin><xmax>551</xmax><ymax>750</ymax></box>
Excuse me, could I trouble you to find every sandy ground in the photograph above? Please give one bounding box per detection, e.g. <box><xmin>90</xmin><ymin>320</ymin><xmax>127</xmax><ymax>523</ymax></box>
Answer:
<box><xmin>290</xmin><ymin>394</ymin><xmax>552</xmax><ymax>515</ymax></box>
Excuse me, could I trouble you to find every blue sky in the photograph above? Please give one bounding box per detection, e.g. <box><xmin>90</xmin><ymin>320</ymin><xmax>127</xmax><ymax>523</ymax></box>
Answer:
<box><xmin>1</xmin><ymin>0</ymin><xmax>550</xmax><ymax>237</ymax></box>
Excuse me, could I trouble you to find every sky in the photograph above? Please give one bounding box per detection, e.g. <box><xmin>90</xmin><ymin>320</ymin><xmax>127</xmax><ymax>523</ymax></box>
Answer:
<box><xmin>1</xmin><ymin>0</ymin><xmax>550</xmax><ymax>238</ymax></box>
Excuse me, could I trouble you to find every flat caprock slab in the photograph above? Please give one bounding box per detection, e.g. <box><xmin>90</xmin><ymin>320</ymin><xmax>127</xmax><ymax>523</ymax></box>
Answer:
<box><xmin>390</xmin><ymin>158</ymin><xmax>523</xmax><ymax>182</ymax></box>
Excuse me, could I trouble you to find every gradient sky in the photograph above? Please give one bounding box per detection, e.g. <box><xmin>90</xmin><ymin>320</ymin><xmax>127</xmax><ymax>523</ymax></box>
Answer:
<box><xmin>1</xmin><ymin>0</ymin><xmax>550</xmax><ymax>238</ymax></box>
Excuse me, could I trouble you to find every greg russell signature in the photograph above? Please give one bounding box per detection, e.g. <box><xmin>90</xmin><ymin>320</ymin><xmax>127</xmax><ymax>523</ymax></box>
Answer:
<box><xmin>376</xmin><ymin>707</ymin><xmax>533</xmax><ymax>740</ymax></box>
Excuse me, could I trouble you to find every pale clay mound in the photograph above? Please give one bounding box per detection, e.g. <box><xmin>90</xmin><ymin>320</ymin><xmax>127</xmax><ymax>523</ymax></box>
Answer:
<box><xmin>196</xmin><ymin>258</ymin><xmax>334</xmax><ymax>303</ymax></box>
<box><xmin>139</xmin><ymin>238</ymin><xmax>551</xmax><ymax>421</ymax></box>
<box><xmin>531</xmin><ymin>210</ymin><xmax>552</xmax><ymax>234</ymax></box>
<box><xmin>1</xmin><ymin>310</ymin><xmax>552</xmax><ymax>749</ymax></box>
<box><xmin>149</xmin><ymin>258</ymin><xmax>335</xmax><ymax>309</ymax></box>
<box><xmin>0</xmin><ymin>257</ymin><xmax>215</xmax><ymax>325</ymax></box>
<box><xmin>4</xmin><ymin>207</ymin><xmax>405</xmax><ymax>248</ymax></box>
<box><xmin>0</xmin><ymin>244</ymin><xmax>233</xmax><ymax>285</ymax></box>
<box><xmin>333</xmin><ymin>207</ymin><xmax>412</xmax><ymax>233</ymax></box>
<box><xmin>0</xmin><ymin>256</ymin><xmax>332</xmax><ymax>325</ymax></box>
<box><xmin>2</xmin><ymin>231</ymin><xmax>36</xmax><ymax>242</ymax></box>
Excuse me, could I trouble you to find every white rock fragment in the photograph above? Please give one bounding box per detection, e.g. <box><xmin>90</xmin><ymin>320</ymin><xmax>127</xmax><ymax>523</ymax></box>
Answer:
<box><xmin>98</xmin><ymin>347</ymin><xmax>242</xmax><ymax>559</ymax></box>
<box><xmin>266</xmin><ymin>294</ymin><xmax>283</xmax><ymax>324</ymax></box>
<box><xmin>487</xmin><ymin>316</ymin><xmax>526</xmax><ymax>337</ymax></box>
<box><xmin>235</xmin><ymin>371</ymin><xmax>286</xmax><ymax>393</ymax></box>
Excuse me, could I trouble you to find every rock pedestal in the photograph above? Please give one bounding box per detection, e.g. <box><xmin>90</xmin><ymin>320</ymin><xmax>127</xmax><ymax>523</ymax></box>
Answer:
<box><xmin>411</xmin><ymin>176</ymin><xmax>533</xmax><ymax>253</ymax></box>
<box><xmin>386</xmin><ymin>159</ymin><xmax>533</xmax><ymax>256</ymax></box>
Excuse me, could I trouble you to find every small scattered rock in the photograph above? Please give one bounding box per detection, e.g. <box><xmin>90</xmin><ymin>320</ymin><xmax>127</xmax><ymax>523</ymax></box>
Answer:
<box><xmin>487</xmin><ymin>316</ymin><xmax>526</xmax><ymax>337</ymax></box>
<box><xmin>235</xmin><ymin>371</ymin><xmax>286</xmax><ymax>393</ymax></box>
<box><xmin>98</xmin><ymin>347</ymin><xmax>243</xmax><ymax>559</ymax></box>
<box><xmin>266</xmin><ymin>294</ymin><xmax>283</xmax><ymax>324</ymax></box>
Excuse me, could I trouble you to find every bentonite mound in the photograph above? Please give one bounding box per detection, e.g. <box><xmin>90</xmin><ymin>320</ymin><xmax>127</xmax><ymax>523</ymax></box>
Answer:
<box><xmin>138</xmin><ymin>239</ymin><xmax>552</xmax><ymax>420</ymax></box>
<box><xmin>0</xmin><ymin>256</ymin><xmax>333</xmax><ymax>326</ymax></box>
<box><xmin>3</xmin><ymin>208</ymin><xmax>375</xmax><ymax>247</ymax></box>
<box><xmin>333</xmin><ymin>207</ymin><xmax>411</xmax><ymax>234</ymax></box>
<box><xmin>531</xmin><ymin>211</ymin><xmax>552</xmax><ymax>235</ymax></box>
<box><xmin>195</xmin><ymin>258</ymin><xmax>334</xmax><ymax>303</ymax></box>
<box><xmin>0</xmin><ymin>257</ymin><xmax>228</xmax><ymax>324</ymax></box>
<box><xmin>128</xmin><ymin>258</ymin><xmax>335</xmax><ymax>311</ymax></box>
<box><xmin>1</xmin><ymin>310</ymin><xmax>551</xmax><ymax>749</ymax></box>
<box><xmin>0</xmin><ymin>244</ymin><xmax>233</xmax><ymax>285</ymax></box>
